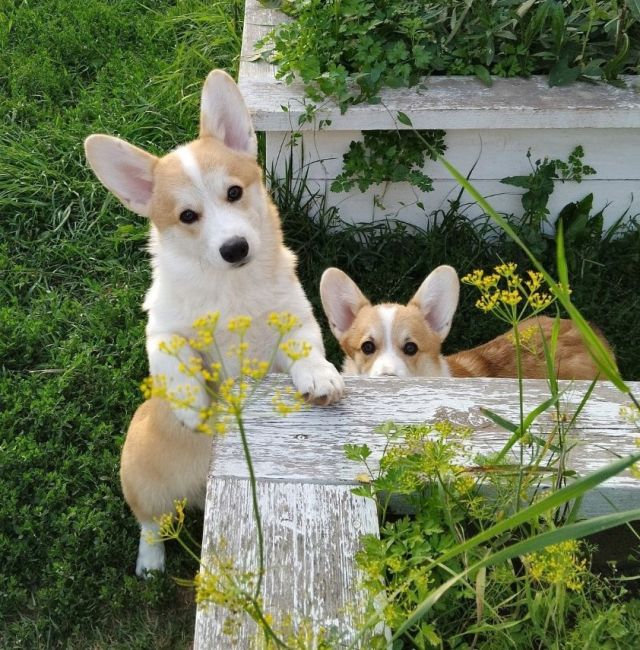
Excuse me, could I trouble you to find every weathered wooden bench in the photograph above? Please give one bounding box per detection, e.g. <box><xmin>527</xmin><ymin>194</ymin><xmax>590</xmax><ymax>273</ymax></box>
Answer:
<box><xmin>194</xmin><ymin>376</ymin><xmax>640</xmax><ymax>648</ymax></box>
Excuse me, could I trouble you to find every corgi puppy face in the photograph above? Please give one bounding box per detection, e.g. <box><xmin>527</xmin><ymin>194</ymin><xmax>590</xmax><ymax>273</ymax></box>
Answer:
<box><xmin>320</xmin><ymin>266</ymin><xmax>460</xmax><ymax>377</ymax></box>
<box><xmin>84</xmin><ymin>70</ymin><xmax>273</xmax><ymax>271</ymax></box>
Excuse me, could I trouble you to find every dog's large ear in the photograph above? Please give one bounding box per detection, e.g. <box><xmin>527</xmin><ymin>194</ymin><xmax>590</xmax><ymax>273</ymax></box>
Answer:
<box><xmin>200</xmin><ymin>70</ymin><xmax>258</xmax><ymax>157</ymax></box>
<box><xmin>84</xmin><ymin>135</ymin><xmax>158</xmax><ymax>218</ymax></box>
<box><xmin>320</xmin><ymin>268</ymin><xmax>370</xmax><ymax>340</ymax></box>
<box><xmin>410</xmin><ymin>265</ymin><xmax>459</xmax><ymax>342</ymax></box>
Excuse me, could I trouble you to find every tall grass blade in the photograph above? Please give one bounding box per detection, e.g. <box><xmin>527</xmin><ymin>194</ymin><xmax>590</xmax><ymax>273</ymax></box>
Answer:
<box><xmin>393</xmin><ymin>505</ymin><xmax>640</xmax><ymax>638</ymax></box>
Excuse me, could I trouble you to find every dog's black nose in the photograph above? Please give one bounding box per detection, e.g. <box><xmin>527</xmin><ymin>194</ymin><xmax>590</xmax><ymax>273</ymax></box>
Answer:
<box><xmin>219</xmin><ymin>237</ymin><xmax>249</xmax><ymax>264</ymax></box>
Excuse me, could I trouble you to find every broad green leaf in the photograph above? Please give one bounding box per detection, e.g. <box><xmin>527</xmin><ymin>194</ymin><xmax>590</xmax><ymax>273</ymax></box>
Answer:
<box><xmin>627</xmin><ymin>0</ymin><xmax>640</xmax><ymax>21</ymax></box>
<box><xmin>397</xmin><ymin>111</ymin><xmax>413</xmax><ymax>127</ymax></box>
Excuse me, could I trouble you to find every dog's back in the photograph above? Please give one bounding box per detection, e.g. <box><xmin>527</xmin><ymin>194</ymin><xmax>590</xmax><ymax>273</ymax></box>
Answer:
<box><xmin>447</xmin><ymin>316</ymin><xmax>613</xmax><ymax>379</ymax></box>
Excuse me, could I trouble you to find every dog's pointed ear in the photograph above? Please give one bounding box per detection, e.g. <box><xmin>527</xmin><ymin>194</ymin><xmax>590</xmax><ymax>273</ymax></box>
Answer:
<box><xmin>199</xmin><ymin>69</ymin><xmax>257</xmax><ymax>157</ymax></box>
<box><xmin>84</xmin><ymin>134</ymin><xmax>158</xmax><ymax>218</ymax></box>
<box><xmin>320</xmin><ymin>268</ymin><xmax>370</xmax><ymax>340</ymax></box>
<box><xmin>410</xmin><ymin>265</ymin><xmax>459</xmax><ymax>341</ymax></box>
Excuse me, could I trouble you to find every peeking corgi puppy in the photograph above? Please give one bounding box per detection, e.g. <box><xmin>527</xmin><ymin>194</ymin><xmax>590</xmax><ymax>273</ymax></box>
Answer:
<box><xmin>84</xmin><ymin>70</ymin><xmax>344</xmax><ymax>575</ymax></box>
<box><xmin>320</xmin><ymin>265</ymin><xmax>612</xmax><ymax>380</ymax></box>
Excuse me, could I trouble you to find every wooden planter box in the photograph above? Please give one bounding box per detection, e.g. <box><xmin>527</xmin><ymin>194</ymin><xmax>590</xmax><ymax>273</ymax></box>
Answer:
<box><xmin>240</xmin><ymin>0</ymin><xmax>640</xmax><ymax>227</ymax></box>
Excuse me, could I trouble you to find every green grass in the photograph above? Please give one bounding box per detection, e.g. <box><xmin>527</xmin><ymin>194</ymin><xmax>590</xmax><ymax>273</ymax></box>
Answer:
<box><xmin>1</xmin><ymin>0</ymin><xmax>243</xmax><ymax>646</ymax></box>
<box><xmin>1</xmin><ymin>0</ymin><xmax>639</xmax><ymax>647</ymax></box>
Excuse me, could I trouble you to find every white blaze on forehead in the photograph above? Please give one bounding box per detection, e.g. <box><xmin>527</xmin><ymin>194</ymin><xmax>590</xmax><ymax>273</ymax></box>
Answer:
<box><xmin>369</xmin><ymin>305</ymin><xmax>408</xmax><ymax>377</ymax></box>
<box><xmin>379</xmin><ymin>305</ymin><xmax>397</xmax><ymax>353</ymax></box>
<box><xmin>175</xmin><ymin>146</ymin><xmax>206</xmax><ymax>194</ymax></box>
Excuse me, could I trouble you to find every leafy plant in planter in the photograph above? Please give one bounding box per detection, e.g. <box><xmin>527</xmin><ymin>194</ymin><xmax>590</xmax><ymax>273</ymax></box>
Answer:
<box><xmin>259</xmin><ymin>0</ymin><xmax>640</xmax><ymax>110</ymax></box>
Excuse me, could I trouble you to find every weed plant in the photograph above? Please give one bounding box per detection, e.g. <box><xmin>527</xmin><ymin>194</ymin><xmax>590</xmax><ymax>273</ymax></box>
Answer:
<box><xmin>260</xmin><ymin>0</ymin><xmax>640</xmax><ymax>110</ymax></box>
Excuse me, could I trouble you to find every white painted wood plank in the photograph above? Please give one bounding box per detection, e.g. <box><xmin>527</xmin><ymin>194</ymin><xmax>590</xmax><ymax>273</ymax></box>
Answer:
<box><xmin>194</xmin><ymin>478</ymin><xmax>379</xmax><ymax>648</ymax></box>
<box><xmin>277</xmin><ymin>177</ymin><xmax>638</xmax><ymax>228</ymax></box>
<box><xmin>266</xmin><ymin>129</ymin><xmax>640</xmax><ymax>182</ymax></box>
<box><xmin>208</xmin><ymin>376</ymin><xmax>640</xmax><ymax>516</ymax></box>
<box><xmin>240</xmin><ymin>2</ymin><xmax>640</xmax><ymax>131</ymax></box>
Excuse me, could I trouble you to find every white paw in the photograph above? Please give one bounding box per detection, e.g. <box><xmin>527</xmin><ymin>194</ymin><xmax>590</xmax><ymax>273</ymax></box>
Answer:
<box><xmin>290</xmin><ymin>358</ymin><xmax>345</xmax><ymax>405</ymax></box>
<box><xmin>136</xmin><ymin>526</ymin><xmax>166</xmax><ymax>577</ymax></box>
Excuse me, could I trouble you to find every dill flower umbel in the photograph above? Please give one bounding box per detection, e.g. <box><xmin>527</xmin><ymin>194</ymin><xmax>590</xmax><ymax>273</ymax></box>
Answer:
<box><xmin>461</xmin><ymin>263</ymin><xmax>558</xmax><ymax>325</ymax></box>
<box><xmin>524</xmin><ymin>539</ymin><xmax>588</xmax><ymax>591</ymax></box>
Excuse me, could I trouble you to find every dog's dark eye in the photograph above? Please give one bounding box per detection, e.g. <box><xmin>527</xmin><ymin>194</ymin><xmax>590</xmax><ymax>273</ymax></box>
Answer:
<box><xmin>227</xmin><ymin>185</ymin><xmax>243</xmax><ymax>202</ymax></box>
<box><xmin>403</xmin><ymin>342</ymin><xmax>418</xmax><ymax>356</ymax></box>
<box><xmin>361</xmin><ymin>340</ymin><xmax>376</xmax><ymax>355</ymax></box>
<box><xmin>179</xmin><ymin>209</ymin><xmax>199</xmax><ymax>224</ymax></box>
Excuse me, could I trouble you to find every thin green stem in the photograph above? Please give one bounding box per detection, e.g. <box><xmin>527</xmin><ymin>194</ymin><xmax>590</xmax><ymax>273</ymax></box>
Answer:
<box><xmin>236</xmin><ymin>414</ymin><xmax>265</xmax><ymax>600</ymax></box>
<box><xmin>512</xmin><ymin>322</ymin><xmax>526</xmax><ymax>513</ymax></box>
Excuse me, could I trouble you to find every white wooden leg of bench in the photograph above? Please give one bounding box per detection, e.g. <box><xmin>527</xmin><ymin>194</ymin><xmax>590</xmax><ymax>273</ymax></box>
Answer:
<box><xmin>194</xmin><ymin>477</ymin><xmax>379</xmax><ymax>648</ymax></box>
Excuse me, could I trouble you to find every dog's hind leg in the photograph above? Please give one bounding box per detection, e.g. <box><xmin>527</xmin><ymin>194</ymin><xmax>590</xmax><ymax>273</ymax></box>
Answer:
<box><xmin>121</xmin><ymin>398</ymin><xmax>211</xmax><ymax>576</ymax></box>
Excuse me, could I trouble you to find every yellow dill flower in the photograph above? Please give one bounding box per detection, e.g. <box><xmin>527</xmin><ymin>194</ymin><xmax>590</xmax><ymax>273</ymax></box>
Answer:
<box><xmin>551</xmin><ymin>282</ymin><xmax>572</xmax><ymax>297</ymax></box>
<box><xmin>154</xmin><ymin>499</ymin><xmax>187</xmax><ymax>540</ymax></box>
<box><xmin>189</xmin><ymin>330</ymin><xmax>214</xmax><ymax>351</ymax></box>
<box><xmin>525</xmin><ymin>540</ymin><xmax>587</xmax><ymax>591</ymax></box>
<box><xmin>508</xmin><ymin>325</ymin><xmax>540</xmax><ymax>354</ymax></box>
<box><xmin>226</xmin><ymin>315</ymin><xmax>252</xmax><ymax>335</ymax></box>
<box><xmin>475</xmin><ymin>292</ymin><xmax>499</xmax><ymax>313</ymax></box>
<box><xmin>164</xmin><ymin>383</ymin><xmax>200</xmax><ymax>410</ymax></box>
<box><xmin>525</xmin><ymin>271</ymin><xmax>544</xmax><ymax>293</ymax></box>
<box><xmin>499</xmin><ymin>289</ymin><xmax>522</xmax><ymax>306</ymax></box>
<box><xmin>461</xmin><ymin>269</ymin><xmax>485</xmax><ymax>287</ymax></box>
<box><xmin>192</xmin><ymin>312</ymin><xmax>220</xmax><ymax>331</ymax></box>
<box><xmin>528</xmin><ymin>291</ymin><xmax>554</xmax><ymax>311</ymax></box>
<box><xmin>196</xmin><ymin>421</ymin><xmax>213</xmax><ymax>435</ymax></box>
<box><xmin>495</xmin><ymin>262</ymin><xmax>518</xmax><ymax>277</ymax></box>
<box><xmin>241</xmin><ymin>358</ymin><xmax>270</xmax><ymax>381</ymax></box>
<box><xmin>201</xmin><ymin>362</ymin><xmax>222</xmax><ymax>383</ymax></box>
<box><xmin>272</xmin><ymin>386</ymin><xmax>305</xmax><ymax>415</ymax></box>
<box><xmin>481</xmin><ymin>273</ymin><xmax>501</xmax><ymax>289</ymax></box>
<box><xmin>178</xmin><ymin>356</ymin><xmax>204</xmax><ymax>377</ymax></box>
<box><xmin>621</xmin><ymin>403</ymin><xmax>640</xmax><ymax>427</ymax></box>
<box><xmin>158</xmin><ymin>335</ymin><xmax>187</xmax><ymax>355</ymax></box>
<box><xmin>140</xmin><ymin>375</ymin><xmax>168</xmax><ymax>400</ymax></box>
<box><xmin>280</xmin><ymin>339</ymin><xmax>312</xmax><ymax>361</ymax></box>
<box><xmin>268</xmin><ymin>311</ymin><xmax>301</xmax><ymax>335</ymax></box>
<box><xmin>227</xmin><ymin>342</ymin><xmax>249</xmax><ymax>358</ymax></box>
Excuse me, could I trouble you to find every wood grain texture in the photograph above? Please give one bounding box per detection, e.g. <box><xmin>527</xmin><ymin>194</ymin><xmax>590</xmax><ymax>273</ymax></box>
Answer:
<box><xmin>210</xmin><ymin>376</ymin><xmax>639</xmax><ymax>504</ymax></box>
<box><xmin>239</xmin><ymin>1</ymin><xmax>640</xmax><ymax>132</ymax></box>
<box><xmin>195</xmin><ymin>375</ymin><xmax>639</xmax><ymax>646</ymax></box>
<box><xmin>194</xmin><ymin>478</ymin><xmax>379</xmax><ymax>648</ymax></box>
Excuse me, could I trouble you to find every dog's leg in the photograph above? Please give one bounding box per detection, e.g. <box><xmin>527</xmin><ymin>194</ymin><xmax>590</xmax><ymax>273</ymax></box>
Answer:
<box><xmin>146</xmin><ymin>333</ymin><xmax>209</xmax><ymax>430</ymax></box>
<box><xmin>136</xmin><ymin>521</ymin><xmax>165</xmax><ymax>577</ymax></box>
<box><xmin>282</xmin><ymin>321</ymin><xmax>345</xmax><ymax>405</ymax></box>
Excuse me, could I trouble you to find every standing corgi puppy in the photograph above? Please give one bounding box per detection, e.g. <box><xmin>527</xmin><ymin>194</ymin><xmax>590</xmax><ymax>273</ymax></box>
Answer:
<box><xmin>84</xmin><ymin>70</ymin><xmax>344</xmax><ymax>575</ymax></box>
<box><xmin>320</xmin><ymin>266</ymin><xmax>612</xmax><ymax>380</ymax></box>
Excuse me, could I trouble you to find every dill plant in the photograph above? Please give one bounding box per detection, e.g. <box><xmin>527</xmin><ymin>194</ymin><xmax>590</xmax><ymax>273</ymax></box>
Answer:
<box><xmin>344</xmin><ymin>264</ymin><xmax>640</xmax><ymax>646</ymax></box>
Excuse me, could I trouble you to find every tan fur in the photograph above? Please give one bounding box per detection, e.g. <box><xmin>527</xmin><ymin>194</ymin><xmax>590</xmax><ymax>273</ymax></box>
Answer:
<box><xmin>446</xmin><ymin>316</ymin><xmax>612</xmax><ymax>379</ymax></box>
<box><xmin>341</xmin><ymin>303</ymin><xmax>444</xmax><ymax>376</ymax></box>
<box><xmin>120</xmin><ymin>399</ymin><xmax>212</xmax><ymax>521</ymax></box>
<box><xmin>148</xmin><ymin>138</ymin><xmax>263</xmax><ymax>232</ymax></box>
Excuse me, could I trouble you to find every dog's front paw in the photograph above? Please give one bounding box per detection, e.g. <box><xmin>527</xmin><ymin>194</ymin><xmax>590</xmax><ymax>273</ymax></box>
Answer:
<box><xmin>290</xmin><ymin>358</ymin><xmax>345</xmax><ymax>406</ymax></box>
